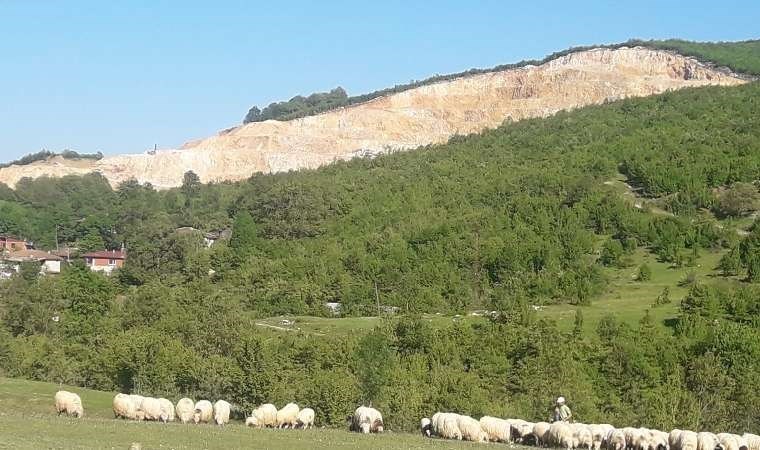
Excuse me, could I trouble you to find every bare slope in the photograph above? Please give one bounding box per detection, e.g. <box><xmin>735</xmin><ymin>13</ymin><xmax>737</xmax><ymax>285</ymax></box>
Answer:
<box><xmin>0</xmin><ymin>47</ymin><xmax>745</xmax><ymax>189</ymax></box>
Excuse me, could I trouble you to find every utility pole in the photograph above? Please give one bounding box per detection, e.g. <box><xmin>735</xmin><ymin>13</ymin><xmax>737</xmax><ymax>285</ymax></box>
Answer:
<box><xmin>374</xmin><ymin>280</ymin><xmax>380</xmax><ymax>316</ymax></box>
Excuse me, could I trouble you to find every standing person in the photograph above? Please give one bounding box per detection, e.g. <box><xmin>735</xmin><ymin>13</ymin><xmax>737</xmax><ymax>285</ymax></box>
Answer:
<box><xmin>553</xmin><ymin>397</ymin><xmax>572</xmax><ymax>422</ymax></box>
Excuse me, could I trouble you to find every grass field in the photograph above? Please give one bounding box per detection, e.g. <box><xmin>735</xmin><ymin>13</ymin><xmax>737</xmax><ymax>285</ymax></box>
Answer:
<box><xmin>0</xmin><ymin>377</ymin><xmax>491</xmax><ymax>450</ymax></box>
<box><xmin>253</xmin><ymin>246</ymin><xmax>733</xmax><ymax>338</ymax></box>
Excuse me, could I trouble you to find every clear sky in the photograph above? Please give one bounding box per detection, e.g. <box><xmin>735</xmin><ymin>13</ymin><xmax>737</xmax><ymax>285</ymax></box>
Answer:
<box><xmin>1</xmin><ymin>0</ymin><xmax>758</xmax><ymax>162</ymax></box>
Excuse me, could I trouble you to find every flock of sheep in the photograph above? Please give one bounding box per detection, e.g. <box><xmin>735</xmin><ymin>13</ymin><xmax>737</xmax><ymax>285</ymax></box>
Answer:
<box><xmin>53</xmin><ymin>390</ymin><xmax>759</xmax><ymax>450</ymax></box>
<box><xmin>419</xmin><ymin>412</ymin><xmax>760</xmax><ymax>450</ymax></box>
<box><xmin>55</xmin><ymin>389</ymin><xmax>317</xmax><ymax>430</ymax></box>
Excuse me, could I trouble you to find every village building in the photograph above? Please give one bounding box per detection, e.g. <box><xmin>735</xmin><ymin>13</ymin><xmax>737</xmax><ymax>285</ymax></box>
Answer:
<box><xmin>204</xmin><ymin>229</ymin><xmax>231</xmax><ymax>247</ymax></box>
<box><xmin>0</xmin><ymin>249</ymin><xmax>63</xmax><ymax>277</ymax></box>
<box><xmin>82</xmin><ymin>249</ymin><xmax>126</xmax><ymax>274</ymax></box>
<box><xmin>0</xmin><ymin>235</ymin><xmax>31</xmax><ymax>252</ymax></box>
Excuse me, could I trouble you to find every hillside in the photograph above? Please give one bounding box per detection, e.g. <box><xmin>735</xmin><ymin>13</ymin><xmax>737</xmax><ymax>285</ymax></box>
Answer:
<box><xmin>2</xmin><ymin>38</ymin><xmax>760</xmax><ymax>435</ymax></box>
<box><xmin>0</xmin><ymin>45</ymin><xmax>746</xmax><ymax>189</ymax></box>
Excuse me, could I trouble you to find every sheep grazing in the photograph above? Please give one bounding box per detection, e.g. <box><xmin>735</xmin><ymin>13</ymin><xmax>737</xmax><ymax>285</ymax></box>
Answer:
<box><xmin>213</xmin><ymin>400</ymin><xmax>231</xmax><ymax>426</ymax></box>
<box><xmin>351</xmin><ymin>406</ymin><xmax>383</xmax><ymax>434</ymax></box>
<box><xmin>623</xmin><ymin>427</ymin><xmax>643</xmax><ymax>450</ymax></box>
<box><xmin>589</xmin><ymin>424</ymin><xmax>615</xmax><ymax>450</ymax></box>
<box><xmin>457</xmin><ymin>414</ymin><xmax>487</xmax><ymax>443</ymax></box>
<box><xmin>247</xmin><ymin>403</ymin><xmax>278</xmax><ymax>428</ymax></box>
<box><xmin>420</xmin><ymin>417</ymin><xmax>432</xmax><ymax>437</ymax></box>
<box><xmin>718</xmin><ymin>433</ymin><xmax>749</xmax><ymax>450</ymax></box>
<box><xmin>533</xmin><ymin>421</ymin><xmax>552</xmax><ymax>447</ymax></box>
<box><xmin>175</xmin><ymin>398</ymin><xmax>195</xmax><ymax>424</ymax></box>
<box><xmin>508</xmin><ymin>418</ymin><xmax>534</xmax><ymax>443</ymax></box>
<box><xmin>438</xmin><ymin>413</ymin><xmax>462</xmax><ymax>440</ymax></box>
<box><xmin>573</xmin><ymin>423</ymin><xmax>594</xmax><ymax>450</ymax></box>
<box><xmin>296</xmin><ymin>408</ymin><xmax>315</xmax><ymax>429</ymax></box>
<box><xmin>158</xmin><ymin>398</ymin><xmax>175</xmax><ymax>422</ymax></box>
<box><xmin>549</xmin><ymin>421</ymin><xmax>574</xmax><ymax>450</ymax></box>
<box><xmin>676</xmin><ymin>431</ymin><xmax>700</xmax><ymax>450</ymax></box>
<box><xmin>650</xmin><ymin>430</ymin><xmax>670</xmax><ymax>450</ymax></box>
<box><xmin>608</xmin><ymin>429</ymin><xmax>628</xmax><ymax>450</ymax></box>
<box><xmin>698</xmin><ymin>432</ymin><xmax>726</xmax><ymax>450</ymax></box>
<box><xmin>113</xmin><ymin>393</ymin><xmax>143</xmax><ymax>420</ymax></box>
<box><xmin>54</xmin><ymin>390</ymin><xmax>83</xmax><ymax>418</ymax></box>
<box><xmin>193</xmin><ymin>400</ymin><xmax>213</xmax><ymax>424</ymax></box>
<box><xmin>276</xmin><ymin>403</ymin><xmax>300</xmax><ymax>429</ymax></box>
<box><xmin>633</xmin><ymin>428</ymin><xmax>654</xmax><ymax>450</ymax></box>
<box><xmin>743</xmin><ymin>434</ymin><xmax>760</xmax><ymax>450</ymax></box>
<box><xmin>480</xmin><ymin>416</ymin><xmax>512</xmax><ymax>443</ymax></box>
<box><xmin>141</xmin><ymin>397</ymin><xmax>168</xmax><ymax>423</ymax></box>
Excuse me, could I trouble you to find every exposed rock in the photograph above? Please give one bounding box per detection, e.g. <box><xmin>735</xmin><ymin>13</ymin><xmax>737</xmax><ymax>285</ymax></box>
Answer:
<box><xmin>0</xmin><ymin>47</ymin><xmax>745</xmax><ymax>189</ymax></box>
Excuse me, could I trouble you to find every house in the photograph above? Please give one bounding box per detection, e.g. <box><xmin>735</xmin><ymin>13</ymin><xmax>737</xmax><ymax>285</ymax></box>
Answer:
<box><xmin>82</xmin><ymin>249</ymin><xmax>126</xmax><ymax>274</ymax></box>
<box><xmin>1</xmin><ymin>249</ymin><xmax>63</xmax><ymax>275</ymax></box>
<box><xmin>0</xmin><ymin>235</ymin><xmax>31</xmax><ymax>252</ymax></box>
<box><xmin>204</xmin><ymin>229</ymin><xmax>231</xmax><ymax>247</ymax></box>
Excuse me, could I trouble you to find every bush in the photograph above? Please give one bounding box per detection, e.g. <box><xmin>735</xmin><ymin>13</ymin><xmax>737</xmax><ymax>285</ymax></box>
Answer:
<box><xmin>637</xmin><ymin>264</ymin><xmax>653</xmax><ymax>282</ymax></box>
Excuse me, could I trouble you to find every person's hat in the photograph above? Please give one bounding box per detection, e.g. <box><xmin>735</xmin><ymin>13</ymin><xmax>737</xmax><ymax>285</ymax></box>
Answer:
<box><xmin>557</xmin><ymin>396</ymin><xmax>565</xmax><ymax>404</ymax></box>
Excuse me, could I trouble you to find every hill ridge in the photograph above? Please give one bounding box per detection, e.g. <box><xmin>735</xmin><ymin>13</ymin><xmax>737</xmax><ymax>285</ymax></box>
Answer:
<box><xmin>0</xmin><ymin>44</ymin><xmax>748</xmax><ymax>189</ymax></box>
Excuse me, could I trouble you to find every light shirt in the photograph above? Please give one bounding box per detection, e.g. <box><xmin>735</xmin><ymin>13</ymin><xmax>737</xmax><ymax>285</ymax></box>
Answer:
<box><xmin>554</xmin><ymin>404</ymin><xmax>572</xmax><ymax>422</ymax></box>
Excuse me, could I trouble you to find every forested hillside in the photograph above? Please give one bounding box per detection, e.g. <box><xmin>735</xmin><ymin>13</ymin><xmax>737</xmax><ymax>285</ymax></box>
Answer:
<box><xmin>242</xmin><ymin>39</ymin><xmax>760</xmax><ymax>123</ymax></box>
<box><xmin>1</xmin><ymin>46</ymin><xmax>760</xmax><ymax>434</ymax></box>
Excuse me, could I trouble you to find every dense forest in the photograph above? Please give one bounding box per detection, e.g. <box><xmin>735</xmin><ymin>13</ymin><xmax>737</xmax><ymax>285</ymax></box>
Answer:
<box><xmin>1</xmin><ymin>43</ymin><xmax>760</xmax><ymax>433</ymax></box>
<box><xmin>242</xmin><ymin>39</ymin><xmax>760</xmax><ymax>124</ymax></box>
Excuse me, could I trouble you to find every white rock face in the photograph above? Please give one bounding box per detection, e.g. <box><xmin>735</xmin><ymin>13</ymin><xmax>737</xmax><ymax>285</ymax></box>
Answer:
<box><xmin>0</xmin><ymin>47</ymin><xmax>745</xmax><ymax>189</ymax></box>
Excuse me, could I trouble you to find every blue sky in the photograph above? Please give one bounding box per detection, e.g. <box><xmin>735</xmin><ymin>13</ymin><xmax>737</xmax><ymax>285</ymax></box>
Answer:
<box><xmin>1</xmin><ymin>0</ymin><xmax>758</xmax><ymax>162</ymax></box>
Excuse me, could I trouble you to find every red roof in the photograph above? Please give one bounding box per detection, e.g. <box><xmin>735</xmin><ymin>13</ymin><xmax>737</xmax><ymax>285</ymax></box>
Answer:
<box><xmin>82</xmin><ymin>250</ymin><xmax>126</xmax><ymax>259</ymax></box>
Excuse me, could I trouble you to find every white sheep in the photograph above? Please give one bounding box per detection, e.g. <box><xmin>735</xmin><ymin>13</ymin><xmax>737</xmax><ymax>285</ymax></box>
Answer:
<box><xmin>608</xmin><ymin>429</ymin><xmax>628</xmax><ymax>450</ymax></box>
<box><xmin>743</xmin><ymin>434</ymin><xmax>760</xmax><ymax>450</ymax></box>
<box><xmin>193</xmin><ymin>400</ymin><xmax>213</xmax><ymax>424</ymax></box>
<box><xmin>624</xmin><ymin>427</ymin><xmax>644</xmax><ymax>450</ymax></box>
<box><xmin>351</xmin><ymin>406</ymin><xmax>383</xmax><ymax>434</ymax></box>
<box><xmin>213</xmin><ymin>400</ymin><xmax>231</xmax><ymax>426</ymax></box>
<box><xmin>508</xmin><ymin>418</ymin><xmax>533</xmax><ymax>443</ymax></box>
<box><xmin>677</xmin><ymin>431</ymin><xmax>700</xmax><ymax>450</ymax></box>
<box><xmin>650</xmin><ymin>430</ymin><xmax>670</xmax><ymax>450</ymax></box>
<box><xmin>440</xmin><ymin>413</ymin><xmax>463</xmax><ymax>440</ymax></box>
<box><xmin>590</xmin><ymin>424</ymin><xmax>615</xmax><ymax>450</ymax></box>
<box><xmin>54</xmin><ymin>390</ymin><xmax>83</xmax><ymax>418</ymax></box>
<box><xmin>574</xmin><ymin>423</ymin><xmax>594</xmax><ymax>450</ymax></box>
<box><xmin>671</xmin><ymin>430</ymin><xmax>685</xmax><ymax>450</ymax></box>
<box><xmin>113</xmin><ymin>393</ymin><xmax>145</xmax><ymax>420</ymax></box>
<box><xmin>698</xmin><ymin>432</ymin><xmax>726</xmax><ymax>450</ymax></box>
<box><xmin>480</xmin><ymin>416</ymin><xmax>512</xmax><ymax>443</ymax></box>
<box><xmin>296</xmin><ymin>408</ymin><xmax>315</xmax><ymax>429</ymax></box>
<box><xmin>534</xmin><ymin>421</ymin><xmax>552</xmax><ymax>447</ymax></box>
<box><xmin>113</xmin><ymin>393</ymin><xmax>136</xmax><ymax>420</ymax></box>
<box><xmin>141</xmin><ymin>397</ymin><xmax>167</xmax><ymax>423</ymax></box>
<box><xmin>247</xmin><ymin>403</ymin><xmax>278</xmax><ymax>428</ymax></box>
<box><xmin>457</xmin><ymin>414</ymin><xmax>487</xmax><ymax>442</ymax></box>
<box><xmin>175</xmin><ymin>398</ymin><xmax>195</xmax><ymax>424</ymax></box>
<box><xmin>550</xmin><ymin>421</ymin><xmax>575</xmax><ymax>449</ymax></box>
<box><xmin>634</xmin><ymin>428</ymin><xmax>654</xmax><ymax>450</ymax></box>
<box><xmin>718</xmin><ymin>433</ymin><xmax>749</xmax><ymax>450</ymax></box>
<box><xmin>420</xmin><ymin>417</ymin><xmax>432</xmax><ymax>437</ymax></box>
<box><xmin>158</xmin><ymin>398</ymin><xmax>175</xmax><ymax>422</ymax></box>
<box><xmin>276</xmin><ymin>403</ymin><xmax>300</xmax><ymax>429</ymax></box>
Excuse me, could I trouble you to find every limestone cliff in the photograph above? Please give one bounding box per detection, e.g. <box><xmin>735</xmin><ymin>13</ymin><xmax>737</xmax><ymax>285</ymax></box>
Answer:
<box><xmin>0</xmin><ymin>47</ymin><xmax>746</xmax><ymax>189</ymax></box>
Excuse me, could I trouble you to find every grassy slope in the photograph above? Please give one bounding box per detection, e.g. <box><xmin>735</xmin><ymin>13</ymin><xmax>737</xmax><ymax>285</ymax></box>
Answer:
<box><xmin>0</xmin><ymin>377</ymin><xmax>487</xmax><ymax>450</ymax></box>
<box><xmin>254</xmin><ymin>246</ymin><xmax>733</xmax><ymax>338</ymax></box>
